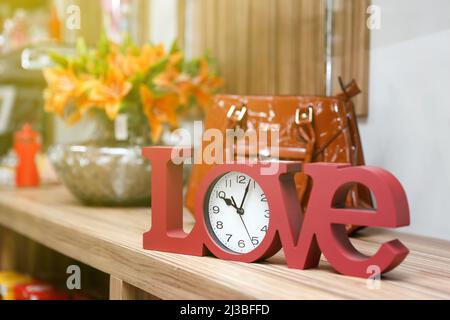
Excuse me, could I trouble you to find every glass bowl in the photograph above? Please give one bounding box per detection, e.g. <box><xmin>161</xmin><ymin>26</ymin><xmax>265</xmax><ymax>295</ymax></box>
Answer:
<box><xmin>48</xmin><ymin>144</ymin><xmax>151</xmax><ymax>207</ymax></box>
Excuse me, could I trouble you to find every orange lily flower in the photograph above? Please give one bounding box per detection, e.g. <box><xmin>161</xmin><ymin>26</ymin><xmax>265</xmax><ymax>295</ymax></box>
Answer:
<box><xmin>109</xmin><ymin>44</ymin><xmax>166</xmax><ymax>78</ymax></box>
<box><xmin>43</xmin><ymin>35</ymin><xmax>223</xmax><ymax>140</ymax></box>
<box><xmin>140</xmin><ymin>85</ymin><xmax>179</xmax><ymax>143</ymax></box>
<box><xmin>153</xmin><ymin>52</ymin><xmax>200</xmax><ymax>106</ymax></box>
<box><xmin>134</xmin><ymin>44</ymin><xmax>165</xmax><ymax>74</ymax></box>
<box><xmin>183</xmin><ymin>59</ymin><xmax>223</xmax><ymax>110</ymax></box>
<box><xmin>43</xmin><ymin>68</ymin><xmax>101</xmax><ymax>124</ymax></box>
<box><xmin>153</xmin><ymin>52</ymin><xmax>183</xmax><ymax>88</ymax></box>
<box><xmin>43</xmin><ymin>68</ymin><xmax>81</xmax><ymax>116</ymax></box>
<box><xmin>89</xmin><ymin>66</ymin><xmax>132</xmax><ymax>120</ymax></box>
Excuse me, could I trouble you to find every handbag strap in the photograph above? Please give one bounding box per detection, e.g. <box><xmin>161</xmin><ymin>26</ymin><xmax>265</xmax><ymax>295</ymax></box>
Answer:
<box><xmin>337</xmin><ymin>77</ymin><xmax>361</xmax><ymax>101</ymax></box>
<box><xmin>294</xmin><ymin>104</ymin><xmax>316</xmax><ymax>162</ymax></box>
<box><xmin>310</xmin><ymin>77</ymin><xmax>362</xmax><ymax>160</ymax></box>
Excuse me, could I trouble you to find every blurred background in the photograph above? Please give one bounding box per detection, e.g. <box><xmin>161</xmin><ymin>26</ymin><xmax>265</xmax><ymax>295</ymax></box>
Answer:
<box><xmin>0</xmin><ymin>1</ymin><xmax>448</xmax><ymax>295</ymax></box>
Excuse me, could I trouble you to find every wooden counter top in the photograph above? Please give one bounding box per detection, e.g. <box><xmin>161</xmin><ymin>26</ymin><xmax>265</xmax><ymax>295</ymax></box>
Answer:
<box><xmin>0</xmin><ymin>185</ymin><xmax>449</xmax><ymax>299</ymax></box>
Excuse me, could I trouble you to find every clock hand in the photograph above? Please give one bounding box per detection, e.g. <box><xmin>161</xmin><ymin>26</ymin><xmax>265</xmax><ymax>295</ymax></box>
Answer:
<box><xmin>239</xmin><ymin>180</ymin><xmax>252</xmax><ymax>211</ymax></box>
<box><xmin>231</xmin><ymin>196</ymin><xmax>238</xmax><ymax>208</ymax></box>
<box><xmin>231</xmin><ymin>197</ymin><xmax>254</xmax><ymax>247</ymax></box>
<box><xmin>239</xmin><ymin>214</ymin><xmax>255</xmax><ymax>248</ymax></box>
<box><xmin>231</xmin><ymin>196</ymin><xmax>244</xmax><ymax>215</ymax></box>
<box><xmin>219</xmin><ymin>194</ymin><xmax>239</xmax><ymax>210</ymax></box>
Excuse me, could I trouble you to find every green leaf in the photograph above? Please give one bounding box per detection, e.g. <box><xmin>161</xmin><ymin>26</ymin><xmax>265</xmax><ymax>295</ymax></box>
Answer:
<box><xmin>204</xmin><ymin>54</ymin><xmax>221</xmax><ymax>76</ymax></box>
<box><xmin>94</xmin><ymin>60</ymin><xmax>108</xmax><ymax>77</ymax></box>
<box><xmin>120</xmin><ymin>33</ymin><xmax>136</xmax><ymax>53</ymax></box>
<box><xmin>48</xmin><ymin>51</ymin><xmax>69</xmax><ymax>68</ymax></box>
<box><xmin>76</xmin><ymin>37</ymin><xmax>88</xmax><ymax>56</ymax></box>
<box><xmin>72</xmin><ymin>60</ymin><xmax>85</xmax><ymax>74</ymax></box>
<box><xmin>183</xmin><ymin>58</ymin><xmax>200</xmax><ymax>76</ymax></box>
<box><xmin>144</xmin><ymin>57</ymin><xmax>169</xmax><ymax>85</ymax></box>
<box><xmin>169</xmin><ymin>40</ymin><xmax>179</xmax><ymax>54</ymax></box>
<box><xmin>97</xmin><ymin>32</ymin><xmax>110</xmax><ymax>57</ymax></box>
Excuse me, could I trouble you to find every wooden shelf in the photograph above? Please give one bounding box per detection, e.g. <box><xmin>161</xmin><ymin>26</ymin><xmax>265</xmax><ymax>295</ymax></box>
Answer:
<box><xmin>0</xmin><ymin>185</ymin><xmax>449</xmax><ymax>300</ymax></box>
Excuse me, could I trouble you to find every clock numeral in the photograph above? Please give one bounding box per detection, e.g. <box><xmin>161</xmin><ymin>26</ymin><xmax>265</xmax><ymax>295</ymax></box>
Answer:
<box><xmin>264</xmin><ymin>209</ymin><xmax>270</xmax><ymax>218</ymax></box>
<box><xmin>225</xmin><ymin>179</ymin><xmax>232</xmax><ymax>188</ymax></box>
<box><xmin>261</xmin><ymin>225</ymin><xmax>268</xmax><ymax>233</ymax></box>
<box><xmin>251</xmin><ymin>237</ymin><xmax>260</xmax><ymax>246</ymax></box>
<box><xmin>226</xmin><ymin>234</ymin><xmax>233</xmax><ymax>242</ymax></box>
<box><xmin>236</xmin><ymin>175</ymin><xmax>246</xmax><ymax>184</ymax></box>
<box><xmin>212</xmin><ymin>206</ymin><xmax>220</xmax><ymax>214</ymax></box>
<box><xmin>216</xmin><ymin>191</ymin><xmax>226</xmax><ymax>199</ymax></box>
<box><xmin>261</xmin><ymin>194</ymin><xmax>267</xmax><ymax>202</ymax></box>
<box><xmin>238</xmin><ymin>240</ymin><xmax>245</xmax><ymax>248</ymax></box>
<box><xmin>216</xmin><ymin>221</ymin><xmax>224</xmax><ymax>229</ymax></box>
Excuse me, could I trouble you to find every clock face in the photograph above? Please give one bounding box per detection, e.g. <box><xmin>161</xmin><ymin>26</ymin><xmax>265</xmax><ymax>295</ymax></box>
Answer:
<box><xmin>205</xmin><ymin>172</ymin><xmax>270</xmax><ymax>254</ymax></box>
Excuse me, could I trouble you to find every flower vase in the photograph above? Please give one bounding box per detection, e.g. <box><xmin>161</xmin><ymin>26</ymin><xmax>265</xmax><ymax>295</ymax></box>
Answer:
<box><xmin>48</xmin><ymin>111</ymin><xmax>154</xmax><ymax>207</ymax></box>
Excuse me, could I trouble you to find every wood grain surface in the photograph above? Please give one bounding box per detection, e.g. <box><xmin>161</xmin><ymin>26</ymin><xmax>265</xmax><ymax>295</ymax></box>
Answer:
<box><xmin>0</xmin><ymin>186</ymin><xmax>449</xmax><ymax>300</ymax></box>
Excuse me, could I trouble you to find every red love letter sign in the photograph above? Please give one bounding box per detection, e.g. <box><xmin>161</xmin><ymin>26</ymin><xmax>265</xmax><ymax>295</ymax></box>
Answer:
<box><xmin>142</xmin><ymin>146</ymin><xmax>410</xmax><ymax>279</ymax></box>
<box><xmin>286</xmin><ymin>163</ymin><xmax>410</xmax><ymax>278</ymax></box>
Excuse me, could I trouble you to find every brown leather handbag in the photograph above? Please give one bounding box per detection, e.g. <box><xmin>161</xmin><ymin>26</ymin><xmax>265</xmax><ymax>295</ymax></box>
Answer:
<box><xmin>185</xmin><ymin>79</ymin><xmax>372</xmax><ymax>234</ymax></box>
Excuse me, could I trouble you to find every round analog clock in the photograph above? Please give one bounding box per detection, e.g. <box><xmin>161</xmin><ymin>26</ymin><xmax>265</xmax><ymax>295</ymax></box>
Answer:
<box><xmin>204</xmin><ymin>172</ymin><xmax>270</xmax><ymax>254</ymax></box>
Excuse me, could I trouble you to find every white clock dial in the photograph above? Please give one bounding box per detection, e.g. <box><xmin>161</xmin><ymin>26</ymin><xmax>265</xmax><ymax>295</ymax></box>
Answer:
<box><xmin>205</xmin><ymin>172</ymin><xmax>270</xmax><ymax>254</ymax></box>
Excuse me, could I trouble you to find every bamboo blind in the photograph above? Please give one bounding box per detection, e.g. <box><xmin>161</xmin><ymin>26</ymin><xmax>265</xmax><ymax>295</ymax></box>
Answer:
<box><xmin>185</xmin><ymin>0</ymin><xmax>370</xmax><ymax>115</ymax></box>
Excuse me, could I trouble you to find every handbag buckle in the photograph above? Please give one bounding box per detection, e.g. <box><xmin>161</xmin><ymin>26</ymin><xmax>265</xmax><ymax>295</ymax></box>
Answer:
<box><xmin>227</xmin><ymin>104</ymin><xmax>247</xmax><ymax>122</ymax></box>
<box><xmin>295</xmin><ymin>105</ymin><xmax>314</xmax><ymax>125</ymax></box>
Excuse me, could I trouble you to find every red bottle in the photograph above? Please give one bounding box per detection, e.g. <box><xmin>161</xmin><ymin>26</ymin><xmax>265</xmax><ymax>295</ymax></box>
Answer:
<box><xmin>14</xmin><ymin>124</ymin><xmax>41</xmax><ymax>188</ymax></box>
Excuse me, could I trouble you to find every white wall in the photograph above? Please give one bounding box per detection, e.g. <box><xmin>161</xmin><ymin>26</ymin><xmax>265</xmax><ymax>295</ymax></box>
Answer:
<box><xmin>360</xmin><ymin>0</ymin><xmax>450</xmax><ymax>240</ymax></box>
